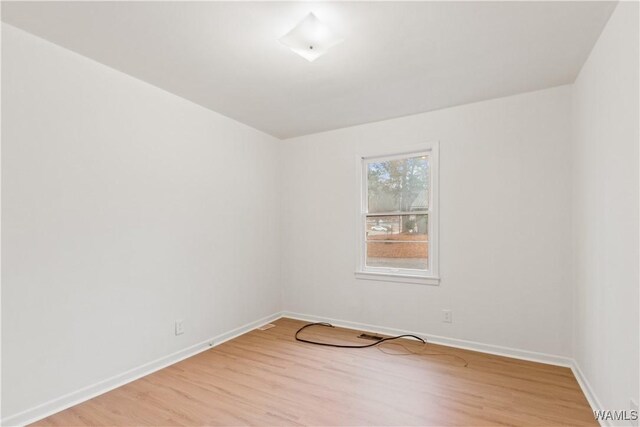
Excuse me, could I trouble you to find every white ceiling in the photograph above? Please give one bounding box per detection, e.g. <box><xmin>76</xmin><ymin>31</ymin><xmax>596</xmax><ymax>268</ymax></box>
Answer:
<box><xmin>2</xmin><ymin>1</ymin><xmax>616</xmax><ymax>139</ymax></box>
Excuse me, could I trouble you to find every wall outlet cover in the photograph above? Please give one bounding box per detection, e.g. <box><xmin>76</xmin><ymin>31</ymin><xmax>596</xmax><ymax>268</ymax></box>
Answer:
<box><xmin>175</xmin><ymin>319</ymin><xmax>185</xmax><ymax>335</ymax></box>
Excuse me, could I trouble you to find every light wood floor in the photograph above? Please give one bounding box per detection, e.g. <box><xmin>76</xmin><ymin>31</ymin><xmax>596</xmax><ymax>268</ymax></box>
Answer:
<box><xmin>34</xmin><ymin>318</ymin><xmax>596</xmax><ymax>426</ymax></box>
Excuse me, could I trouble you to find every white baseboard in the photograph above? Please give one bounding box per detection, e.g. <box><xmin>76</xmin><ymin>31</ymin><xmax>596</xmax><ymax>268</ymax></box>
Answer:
<box><xmin>4</xmin><ymin>310</ymin><xmax>604</xmax><ymax>427</ymax></box>
<box><xmin>1</xmin><ymin>311</ymin><xmax>284</xmax><ymax>427</ymax></box>
<box><xmin>571</xmin><ymin>361</ymin><xmax>606</xmax><ymax>427</ymax></box>
<box><xmin>283</xmin><ymin>311</ymin><xmax>574</xmax><ymax>367</ymax></box>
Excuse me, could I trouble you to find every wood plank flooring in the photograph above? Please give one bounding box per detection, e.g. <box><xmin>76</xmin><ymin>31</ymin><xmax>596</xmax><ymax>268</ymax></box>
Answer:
<box><xmin>34</xmin><ymin>318</ymin><xmax>596</xmax><ymax>426</ymax></box>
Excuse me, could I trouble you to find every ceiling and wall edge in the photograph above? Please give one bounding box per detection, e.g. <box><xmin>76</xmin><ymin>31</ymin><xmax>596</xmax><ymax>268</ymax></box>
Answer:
<box><xmin>0</xmin><ymin>1</ymin><xmax>617</xmax><ymax>139</ymax></box>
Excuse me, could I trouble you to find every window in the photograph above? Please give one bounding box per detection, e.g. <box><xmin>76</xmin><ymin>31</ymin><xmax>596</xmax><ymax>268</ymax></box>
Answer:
<box><xmin>356</xmin><ymin>144</ymin><xmax>439</xmax><ymax>285</ymax></box>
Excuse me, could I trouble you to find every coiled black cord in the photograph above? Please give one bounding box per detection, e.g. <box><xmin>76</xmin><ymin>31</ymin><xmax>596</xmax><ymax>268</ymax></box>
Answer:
<box><xmin>294</xmin><ymin>322</ymin><xmax>426</xmax><ymax>348</ymax></box>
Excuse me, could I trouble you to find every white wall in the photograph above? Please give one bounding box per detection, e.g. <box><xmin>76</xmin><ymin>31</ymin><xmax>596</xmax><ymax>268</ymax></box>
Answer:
<box><xmin>571</xmin><ymin>2</ymin><xmax>639</xmax><ymax>419</ymax></box>
<box><xmin>281</xmin><ymin>85</ymin><xmax>574</xmax><ymax>358</ymax></box>
<box><xmin>3</xmin><ymin>3</ymin><xmax>638</xmax><ymax>423</ymax></box>
<box><xmin>1</xmin><ymin>24</ymin><xmax>282</xmax><ymax>420</ymax></box>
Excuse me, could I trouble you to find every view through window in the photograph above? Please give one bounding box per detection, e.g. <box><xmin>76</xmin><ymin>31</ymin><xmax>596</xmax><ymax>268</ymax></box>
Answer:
<box><xmin>363</xmin><ymin>152</ymin><xmax>431</xmax><ymax>273</ymax></box>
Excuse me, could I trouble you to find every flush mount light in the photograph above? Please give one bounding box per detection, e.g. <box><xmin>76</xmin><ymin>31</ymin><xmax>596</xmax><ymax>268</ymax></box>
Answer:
<box><xmin>279</xmin><ymin>12</ymin><xmax>343</xmax><ymax>62</ymax></box>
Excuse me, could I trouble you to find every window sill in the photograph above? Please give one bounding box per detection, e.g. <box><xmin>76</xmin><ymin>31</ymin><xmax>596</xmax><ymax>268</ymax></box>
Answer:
<box><xmin>354</xmin><ymin>271</ymin><xmax>440</xmax><ymax>286</ymax></box>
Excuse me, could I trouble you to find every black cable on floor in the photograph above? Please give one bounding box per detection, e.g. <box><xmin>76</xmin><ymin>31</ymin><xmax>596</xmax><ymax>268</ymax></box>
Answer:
<box><xmin>294</xmin><ymin>321</ymin><xmax>469</xmax><ymax>367</ymax></box>
<box><xmin>294</xmin><ymin>322</ymin><xmax>425</xmax><ymax>348</ymax></box>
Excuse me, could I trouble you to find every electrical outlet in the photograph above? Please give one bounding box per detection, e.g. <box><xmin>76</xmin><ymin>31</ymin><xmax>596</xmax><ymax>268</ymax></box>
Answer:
<box><xmin>442</xmin><ymin>309</ymin><xmax>452</xmax><ymax>323</ymax></box>
<box><xmin>175</xmin><ymin>319</ymin><xmax>184</xmax><ymax>336</ymax></box>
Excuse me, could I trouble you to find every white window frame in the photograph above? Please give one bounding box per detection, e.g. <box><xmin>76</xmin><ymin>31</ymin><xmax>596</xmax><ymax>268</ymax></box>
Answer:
<box><xmin>355</xmin><ymin>142</ymin><xmax>440</xmax><ymax>285</ymax></box>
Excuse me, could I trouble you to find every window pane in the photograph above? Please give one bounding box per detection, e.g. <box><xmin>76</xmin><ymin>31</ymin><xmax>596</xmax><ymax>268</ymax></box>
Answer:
<box><xmin>367</xmin><ymin>155</ymin><xmax>429</xmax><ymax>213</ymax></box>
<box><xmin>365</xmin><ymin>215</ymin><xmax>428</xmax><ymax>238</ymax></box>
<box><xmin>366</xmin><ymin>215</ymin><xmax>428</xmax><ymax>270</ymax></box>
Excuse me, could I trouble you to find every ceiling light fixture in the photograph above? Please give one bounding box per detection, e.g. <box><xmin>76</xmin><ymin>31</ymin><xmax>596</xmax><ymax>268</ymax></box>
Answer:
<box><xmin>279</xmin><ymin>12</ymin><xmax>343</xmax><ymax>62</ymax></box>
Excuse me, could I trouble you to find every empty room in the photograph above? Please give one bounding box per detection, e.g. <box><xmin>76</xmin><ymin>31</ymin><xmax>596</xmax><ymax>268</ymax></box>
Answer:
<box><xmin>1</xmin><ymin>1</ymin><xmax>638</xmax><ymax>426</ymax></box>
